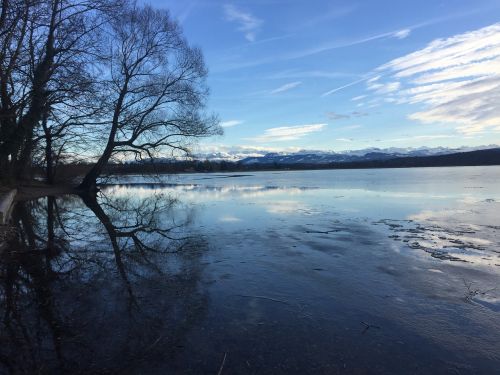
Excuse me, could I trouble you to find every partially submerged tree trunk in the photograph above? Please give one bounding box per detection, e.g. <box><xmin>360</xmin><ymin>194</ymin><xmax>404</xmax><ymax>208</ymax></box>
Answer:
<box><xmin>77</xmin><ymin>144</ymin><xmax>114</xmax><ymax>191</ymax></box>
<box><xmin>78</xmin><ymin>78</ymin><xmax>128</xmax><ymax>191</ymax></box>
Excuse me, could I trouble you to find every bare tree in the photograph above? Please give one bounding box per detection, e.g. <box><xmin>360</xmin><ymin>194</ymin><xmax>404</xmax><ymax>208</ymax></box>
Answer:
<box><xmin>0</xmin><ymin>0</ymin><xmax>118</xmax><ymax>182</ymax></box>
<box><xmin>78</xmin><ymin>5</ymin><xmax>221</xmax><ymax>191</ymax></box>
<box><xmin>0</xmin><ymin>1</ymin><xmax>217</xmax><ymax>186</ymax></box>
<box><xmin>0</xmin><ymin>0</ymin><xmax>32</xmax><ymax>179</ymax></box>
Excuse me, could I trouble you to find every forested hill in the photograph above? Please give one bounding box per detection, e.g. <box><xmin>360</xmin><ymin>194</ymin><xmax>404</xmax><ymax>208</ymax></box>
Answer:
<box><xmin>318</xmin><ymin>147</ymin><xmax>500</xmax><ymax>170</ymax></box>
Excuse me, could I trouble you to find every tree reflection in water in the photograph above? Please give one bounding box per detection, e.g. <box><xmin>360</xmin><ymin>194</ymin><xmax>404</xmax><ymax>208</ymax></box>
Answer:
<box><xmin>0</xmin><ymin>191</ymin><xmax>208</xmax><ymax>374</ymax></box>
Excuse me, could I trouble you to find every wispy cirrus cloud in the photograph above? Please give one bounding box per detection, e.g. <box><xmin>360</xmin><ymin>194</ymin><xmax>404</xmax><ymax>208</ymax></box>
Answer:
<box><xmin>321</xmin><ymin>77</ymin><xmax>370</xmax><ymax>97</ymax></box>
<box><xmin>215</xmin><ymin>7</ymin><xmax>496</xmax><ymax>74</ymax></box>
<box><xmin>220</xmin><ymin>120</ymin><xmax>243</xmax><ymax>128</ymax></box>
<box><xmin>373</xmin><ymin>23</ymin><xmax>500</xmax><ymax>134</ymax></box>
<box><xmin>216</xmin><ymin>27</ymin><xmax>423</xmax><ymax>74</ymax></box>
<box><xmin>351</xmin><ymin>95</ymin><xmax>366</xmax><ymax>101</ymax></box>
<box><xmin>385</xmin><ymin>135</ymin><xmax>455</xmax><ymax>143</ymax></box>
<box><xmin>367</xmin><ymin>76</ymin><xmax>401</xmax><ymax>94</ymax></box>
<box><xmin>270</xmin><ymin>81</ymin><xmax>302</xmax><ymax>94</ymax></box>
<box><xmin>339</xmin><ymin>124</ymin><xmax>363</xmax><ymax>130</ymax></box>
<box><xmin>177</xmin><ymin>1</ymin><xmax>198</xmax><ymax>24</ymax></box>
<box><xmin>327</xmin><ymin>111</ymin><xmax>369</xmax><ymax>120</ymax></box>
<box><xmin>303</xmin><ymin>8</ymin><xmax>486</xmax><ymax>61</ymax></box>
<box><xmin>267</xmin><ymin>69</ymin><xmax>358</xmax><ymax>80</ymax></box>
<box><xmin>393</xmin><ymin>28</ymin><xmax>411</xmax><ymax>39</ymax></box>
<box><xmin>223</xmin><ymin>4</ymin><xmax>262</xmax><ymax>42</ymax></box>
<box><xmin>249</xmin><ymin>123</ymin><xmax>327</xmax><ymax>142</ymax></box>
<box><xmin>195</xmin><ymin>143</ymin><xmax>303</xmax><ymax>157</ymax></box>
<box><xmin>297</xmin><ymin>4</ymin><xmax>357</xmax><ymax>29</ymax></box>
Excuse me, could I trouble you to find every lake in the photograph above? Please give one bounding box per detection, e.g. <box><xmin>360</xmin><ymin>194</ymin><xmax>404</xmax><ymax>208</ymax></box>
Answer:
<box><xmin>2</xmin><ymin>166</ymin><xmax>500</xmax><ymax>374</ymax></box>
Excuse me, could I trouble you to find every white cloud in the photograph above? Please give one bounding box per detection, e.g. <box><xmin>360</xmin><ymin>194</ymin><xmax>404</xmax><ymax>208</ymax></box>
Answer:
<box><xmin>270</xmin><ymin>81</ymin><xmax>302</xmax><ymax>94</ymax></box>
<box><xmin>296</xmin><ymin>5</ymin><xmax>357</xmax><ymax>30</ymax></box>
<box><xmin>368</xmin><ymin>81</ymin><xmax>401</xmax><ymax>94</ymax></box>
<box><xmin>351</xmin><ymin>95</ymin><xmax>366</xmax><ymax>101</ymax></box>
<box><xmin>340</xmin><ymin>124</ymin><xmax>362</xmax><ymax>130</ymax></box>
<box><xmin>393</xmin><ymin>29</ymin><xmax>411</xmax><ymax>39</ymax></box>
<box><xmin>267</xmin><ymin>69</ymin><xmax>357</xmax><ymax>80</ymax></box>
<box><xmin>321</xmin><ymin>77</ymin><xmax>369</xmax><ymax>97</ymax></box>
<box><xmin>215</xmin><ymin>9</ymin><xmax>491</xmax><ymax>73</ymax></box>
<box><xmin>215</xmin><ymin>28</ymin><xmax>409</xmax><ymax>72</ymax></box>
<box><xmin>249</xmin><ymin>123</ymin><xmax>327</xmax><ymax>142</ymax></box>
<box><xmin>220</xmin><ymin>120</ymin><xmax>243</xmax><ymax>128</ymax></box>
<box><xmin>223</xmin><ymin>4</ymin><xmax>262</xmax><ymax>42</ymax></box>
<box><xmin>196</xmin><ymin>143</ymin><xmax>303</xmax><ymax>154</ymax></box>
<box><xmin>177</xmin><ymin>1</ymin><xmax>198</xmax><ymax>24</ymax></box>
<box><xmin>369</xmin><ymin>23</ymin><xmax>500</xmax><ymax>134</ymax></box>
<box><xmin>385</xmin><ymin>134</ymin><xmax>455</xmax><ymax>143</ymax></box>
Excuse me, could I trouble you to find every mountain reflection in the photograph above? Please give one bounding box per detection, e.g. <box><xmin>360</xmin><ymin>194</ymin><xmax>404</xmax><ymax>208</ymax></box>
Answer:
<box><xmin>0</xmin><ymin>192</ymin><xmax>208</xmax><ymax>374</ymax></box>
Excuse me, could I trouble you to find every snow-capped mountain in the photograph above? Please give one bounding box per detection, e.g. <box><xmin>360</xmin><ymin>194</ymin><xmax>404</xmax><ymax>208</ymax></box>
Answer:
<box><xmin>194</xmin><ymin>145</ymin><xmax>500</xmax><ymax>165</ymax></box>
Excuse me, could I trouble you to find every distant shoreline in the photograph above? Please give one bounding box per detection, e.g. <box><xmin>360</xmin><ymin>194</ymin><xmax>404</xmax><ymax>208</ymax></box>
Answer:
<box><xmin>5</xmin><ymin>148</ymin><xmax>500</xmax><ymax>186</ymax></box>
<box><xmin>95</xmin><ymin>147</ymin><xmax>500</xmax><ymax>175</ymax></box>
<box><xmin>103</xmin><ymin>161</ymin><xmax>500</xmax><ymax>177</ymax></box>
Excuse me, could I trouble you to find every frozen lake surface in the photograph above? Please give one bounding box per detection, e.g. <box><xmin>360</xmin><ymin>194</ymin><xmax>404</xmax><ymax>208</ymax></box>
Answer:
<box><xmin>2</xmin><ymin>166</ymin><xmax>500</xmax><ymax>373</ymax></box>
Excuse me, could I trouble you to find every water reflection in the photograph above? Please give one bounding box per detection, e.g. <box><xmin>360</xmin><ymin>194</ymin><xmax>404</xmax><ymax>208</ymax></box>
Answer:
<box><xmin>104</xmin><ymin>183</ymin><xmax>316</xmax><ymax>200</ymax></box>
<box><xmin>0</xmin><ymin>191</ymin><xmax>207</xmax><ymax>374</ymax></box>
<box><xmin>2</xmin><ymin>167</ymin><xmax>500</xmax><ymax>374</ymax></box>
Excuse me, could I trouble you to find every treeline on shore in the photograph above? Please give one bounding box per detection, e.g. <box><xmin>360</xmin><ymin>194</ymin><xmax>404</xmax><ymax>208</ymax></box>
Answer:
<box><xmin>48</xmin><ymin>148</ymin><xmax>500</xmax><ymax>178</ymax></box>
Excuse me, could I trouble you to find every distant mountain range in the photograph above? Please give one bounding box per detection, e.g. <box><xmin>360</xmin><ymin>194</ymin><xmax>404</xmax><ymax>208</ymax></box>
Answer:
<box><xmin>315</xmin><ymin>148</ymin><xmax>500</xmax><ymax>169</ymax></box>
<box><xmin>110</xmin><ymin>147</ymin><xmax>500</xmax><ymax>174</ymax></box>
<box><xmin>195</xmin><ymin>145</ymin><xmax>500</xmax><ymax>165</ymax></box>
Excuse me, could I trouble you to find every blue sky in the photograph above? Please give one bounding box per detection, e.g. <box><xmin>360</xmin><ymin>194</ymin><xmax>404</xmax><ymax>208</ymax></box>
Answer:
<box><xmin>145</xmin><ymin>0</ymin><xmax>500</xmax><ymax>155</ymax></box>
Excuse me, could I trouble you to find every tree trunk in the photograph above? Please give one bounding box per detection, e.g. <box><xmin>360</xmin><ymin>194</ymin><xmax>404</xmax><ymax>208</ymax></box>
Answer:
<box><xmin>14</xmin><ymin>136</ymin><xmax>34</xmax><ymax>180</ymax></box>
<box><xmin>77</xmin><ymin>138</ymin><xmax>116</xmax><ymax>191</ymax></box>
<box><xmin>78</xmin><ymin>157</ymin><xmax>106</xmax><ymax>191</ymax></box>
<box><xmin>10</xmin><ymin>0</ymin><xmax>59</xmax><ymax>181</ymax></box>
<box><xmin>45</xmin><ymin>133</ymin><xmax>54</xmax><ymax>184</ymax></box>
<box><xmin>78</xmin><ymin>78</ymin><xmax>129</xmax><ymax>192</ymax></box>
<box><xmin>42</xmin><ymin>112</ymin><xmax>54</xmax><ymax>184</ymax></box>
